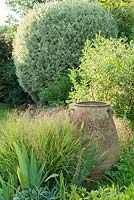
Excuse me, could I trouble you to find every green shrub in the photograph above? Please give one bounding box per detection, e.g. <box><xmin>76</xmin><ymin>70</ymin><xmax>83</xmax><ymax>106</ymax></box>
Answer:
<box><xmin>96</xmin><ymin>0</ymin><xmax>134</xmax><ymax>41</ymax></box>
<box><xmin>89</xmin><ymin>184</ymin><xmax>134</xmax><ymax>199</ymax></box>
<box><xmin>13</xmin><ymin>0</ymin><xmax>118</xmax><ymax>103</ymax></box>
<box><xmin>0</xmin><ymin>32</ymin><xmax>30</xmax><ymax>106</ymax></box>
<box><xmin>1</xmin><ymin>60</ymin><xmax>31</xmax><ymax>106</ymax></box>
<box><xmin>0</xmin><ymin>60</ymin><xmax>6</xmax><ymax>101</ymax></box>
<box><xmin>39</xmin><ymin>75</ymin><xmax>72</xmax><ymax>106</ymax></box>
<box><xmin>69</xmin><ymin>36</ymin><xmax>134</xmax><ymax>119</ymax></box>
<box><xmin>67</xmin><ymin>184</ymin><xmax>134</xmax><ymax>199</ymax></box>
<box><xmin>104</xmin><ymin>149</ymin><xmax>134</xmax><ymax>187</ymax></box>
<box><xmin>0</xmin><ymin>33</ymin><xmax>12</xmax><ymax>101</ymax></box>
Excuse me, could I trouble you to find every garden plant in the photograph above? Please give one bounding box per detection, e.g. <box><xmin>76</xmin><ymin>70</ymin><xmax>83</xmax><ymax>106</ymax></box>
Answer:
<box><xmin>0</xmin><ymin>0</ymin><xmax>134</xmax><ymax>199</ymax></box>
<box><xmin>69</xmin><ymin>36</ymin><xmax>134</xmax><ymax>119</ymax></box>
<box><xmin>13</xmin><ymin>0</ymin><xmax>118</xmax><ymax>104</ymax></box>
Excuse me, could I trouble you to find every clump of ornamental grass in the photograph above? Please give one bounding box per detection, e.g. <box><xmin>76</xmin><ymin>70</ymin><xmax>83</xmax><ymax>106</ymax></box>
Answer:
<box><xmin>0</xmin><ymin>109</ymin><xmax>81</xmax><ymax>183</ymax></box>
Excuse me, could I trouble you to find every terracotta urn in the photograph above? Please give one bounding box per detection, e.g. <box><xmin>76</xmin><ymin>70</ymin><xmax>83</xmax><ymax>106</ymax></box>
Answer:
<box><xmin>69</xmin><ymin>101</ymin><xmax>120</xmax><ymax>176</ymax></box>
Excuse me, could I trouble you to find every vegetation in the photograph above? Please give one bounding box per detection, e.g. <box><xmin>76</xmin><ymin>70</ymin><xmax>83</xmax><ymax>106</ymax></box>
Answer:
<box><xmin>13</xmin><ymin>0</ymin><xmax>118</xmax><ymax>103</ymax></box>
<box><xmin>6</xmin><ymin>0</ymin><xmax>53</xmax><ymax>16</ymax></box>
<box><xmin>13</xmin><ymin>186</ymin><xmax>59</xmax><ymax>200</ymax></box>
<box><xmin>0</xmin><ymin>103</ymin><xmax>11</xmax><ymax>120</ymax></box>
<box><xmin>0</xmin><ymin>111</ymin><xmax>78</xmax><ymax>177</ymax></box>
<box><xmin>0</xmin><ymin>104</ymin><xmax>133</xmax><ymax>199</ymax></box>
<box><xmin>96</xmin><ymin>0</ymin><xmax>134</xmax><ymax>41</ymax></box>
<box><xmin>69</xmin><ymin>36</ymin><xmax>134</xmax><ymax>119</ymax></box>
<box><xmin>0</xmin><ymin>0</ymin><xmax>134</xmax><ymax>199</ymax></box>
<box><xmin>6</xmin><ymin>0</ymin><xmax>134</xmax><ymax>41</ymax></box>
<box><xmin>0</xmin><ymin>28</ymin><xmax>30</xmax><ymax>107</ymax></box>
<box><xmin>39</xmin><ymin>75</ymin><xmax>72</xmax><ymax>106</ymax></box>
<box><xmin>0</xmin><ymin>110</ymin><xmax>103</xmax><ymax>185</ymax></box>
<box><xmin>0</xmin><ymin>109</ymin><xmax>107</xmax><ymax>199</ymax></box>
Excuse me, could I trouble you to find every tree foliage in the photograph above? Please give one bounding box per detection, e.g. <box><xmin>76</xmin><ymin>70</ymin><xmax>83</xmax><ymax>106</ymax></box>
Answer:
<box><xmin>96</xmin><ymin>0</ymin><xmax>134</xmax><ymax>40</ymax></box>
<box><xmin>6</xmin><ymin>0</ymin><xmax>55</xmax><ymax>15</ymax></box>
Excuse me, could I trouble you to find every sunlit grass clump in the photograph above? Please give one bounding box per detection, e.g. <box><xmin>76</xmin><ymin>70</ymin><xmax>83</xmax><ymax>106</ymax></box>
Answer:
<box><xmin>0</xmin><ymin>110</ymin><xmax>81</xmax><ymax>181</ymax></box>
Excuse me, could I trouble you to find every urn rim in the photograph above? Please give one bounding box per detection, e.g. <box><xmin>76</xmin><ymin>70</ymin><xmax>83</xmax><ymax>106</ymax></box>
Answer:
<box><xmin>72</xmin><ymin>101</ymin><xmax>110</xmax><ymax>107</ymax></box>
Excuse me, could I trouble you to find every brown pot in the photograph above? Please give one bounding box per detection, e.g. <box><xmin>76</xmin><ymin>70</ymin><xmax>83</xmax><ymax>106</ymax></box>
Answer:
<box><xmin>69</xmin><ymin>101</ymin><xmax>120</xmax><ymax>177</ymax></box>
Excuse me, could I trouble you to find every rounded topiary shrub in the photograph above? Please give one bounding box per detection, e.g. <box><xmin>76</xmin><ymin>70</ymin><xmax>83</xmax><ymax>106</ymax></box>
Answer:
<box><xmin>13</xmin><ymin>0</ymin><xmax>118</xmax><ymax>102</ymax></box>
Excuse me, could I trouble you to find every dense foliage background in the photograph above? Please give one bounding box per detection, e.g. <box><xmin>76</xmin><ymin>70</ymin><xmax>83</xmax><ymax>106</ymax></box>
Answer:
<box><xmin>0</xmin><ymin>28</ymin><xmax>31</xmax><ymax>106</ymax></box>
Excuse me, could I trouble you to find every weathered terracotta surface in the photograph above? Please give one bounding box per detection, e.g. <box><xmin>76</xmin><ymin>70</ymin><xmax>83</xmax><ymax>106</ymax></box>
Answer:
<box><xmin>69</xmin><ymin>101</ymin><xmax>120</xmax><ymax>176</ymax></box>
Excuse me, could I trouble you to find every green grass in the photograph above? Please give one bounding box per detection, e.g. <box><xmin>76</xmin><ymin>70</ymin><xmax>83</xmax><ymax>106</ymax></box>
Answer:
<box><xmin>0</xmin><ymin>110</ymin><xmax>82</xmax><ymax>181</ymax></box>
<box><xmin>0</xmin><ymin>103</ymin><xmax>11</xmax><ymax>120</ymax></box>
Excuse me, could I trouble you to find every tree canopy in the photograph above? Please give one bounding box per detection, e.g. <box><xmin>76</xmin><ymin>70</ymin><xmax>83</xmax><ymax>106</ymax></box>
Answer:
<box><xmin>6</xmin><ymin>0</ymin><xmax>55</xmax><ymax>16</ymax></box>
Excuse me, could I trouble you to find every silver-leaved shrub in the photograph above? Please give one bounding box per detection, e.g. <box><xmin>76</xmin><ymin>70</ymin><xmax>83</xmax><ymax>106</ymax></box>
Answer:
<box><xmin>13</xmin><ymin>0</ymin><xmax>118</xmax><ymax>102</ymax></box>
